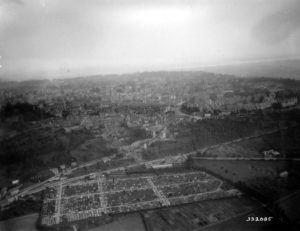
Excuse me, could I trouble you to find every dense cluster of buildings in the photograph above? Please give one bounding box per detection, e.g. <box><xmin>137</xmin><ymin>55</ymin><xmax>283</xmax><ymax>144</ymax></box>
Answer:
<box><xmin>1</xmin><ymin>74</ymin><xmax>299</xmax><ymax>125</ymax></box>
<box><xmin>0</xmin><ymin>73</ymin><xmax>299</xmax><ymax>227</ymax></box>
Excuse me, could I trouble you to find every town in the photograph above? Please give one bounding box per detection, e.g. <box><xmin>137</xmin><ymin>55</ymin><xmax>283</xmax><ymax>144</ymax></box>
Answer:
<box><xmin>1</xmin><ymin>72</ymin><xmax>300</xmax><ymax>230</ymax></box>
<box><xmin>1</xmin><ymin>0</ymin><xmax>300</xmax><ymax>230</ymax></box>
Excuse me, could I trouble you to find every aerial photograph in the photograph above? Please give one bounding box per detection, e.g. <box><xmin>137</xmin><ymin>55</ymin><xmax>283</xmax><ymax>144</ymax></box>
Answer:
<box><xmin>1</xmin><ymin>0</ymin><xmax>300</xmax><ymax>230</ymax></box>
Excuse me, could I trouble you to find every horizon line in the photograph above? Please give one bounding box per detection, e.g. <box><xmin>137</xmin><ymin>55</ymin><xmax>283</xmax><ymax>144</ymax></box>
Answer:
<box><xmin>1</xmin><ymin>56</ymin><xmax>300</xmax><ymax>82</ymax></box>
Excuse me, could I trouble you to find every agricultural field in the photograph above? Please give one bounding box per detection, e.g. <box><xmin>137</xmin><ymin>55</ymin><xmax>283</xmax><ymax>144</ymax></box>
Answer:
<box><xmin>141</xmin><ymin>197</ymin><xmax>264</xmax><ymax>231</ymax></box>
<box><xmin>200</xmin><ymin>207</ymin><xmax>281</xmax><ymax>231</ymax></box>
<box><xmin>191</xmin><ymin>159</ymin><xmax>300</xmax><ymax>202</ymax></box>
<box><xmin>88</xmin><ymin>213</ymin><xmax>146</xmax><ymax>231</ymax></box>
<box><xmin>39</xmin><ymin>171</ymin><xmax>241</xmax><ymax>229</ymax></box>
<box><xmin>203</xmin><ymin>125</ymin><xmax>300</xmax><ymax>158</ymax></box>
<box><xmin>0</xmin><ymin>213</ymin><xmax>39</xmax><ymax>231</ymax></box>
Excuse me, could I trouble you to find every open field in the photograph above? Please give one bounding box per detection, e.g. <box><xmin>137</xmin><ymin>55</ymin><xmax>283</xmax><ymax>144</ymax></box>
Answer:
<box><xmin>199</xmin><ymin>207</ymin><xmax>283</xmax><ymax>231</ymax></box>
<box><xmin>276</xmin><ymin>190</ymin><xmax>300</xmax><ymax>227</ymax></box>
<box><xmin>141</xmin><ymin>197</ymin><xmax>260</xmax><ymax>231</ymax></box>
<box><xmin>204</xmin><ymin>125</ymin><xmax>300</xmax><ymax>158</ymax></box>
<box><xmin>70</xmin><ymin>137</ymin><xmax>117</xmax><ymax>163</ymax></box>
<box><xmin>192</xmin><ymin>159</ymin><xmax>289</xmax><ymax>182</ymax></box>
<box><xmin>191</xmin><ymin>125</ymin><xmax>300</xmax><ymax>204</ymax></box>
<box><xmin>88</xmin><ymin>213</ymin><xmax>145</xmax><ymax>231</ymax></box>
<box><xmin>0</xmin><ymin>213</ymin><xmax>39</xmax><ymax>231</ymax></box>
<box><xmin>191</xmin><ymin>159</ymin><xmax>300</xmax><ymax>202</ymax></box>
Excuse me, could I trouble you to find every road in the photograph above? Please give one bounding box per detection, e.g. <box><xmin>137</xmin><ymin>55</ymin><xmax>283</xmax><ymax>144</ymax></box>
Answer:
<box><xmin>10</xmin><ymin>128</ymin><xmax>290</xmax><ymax>197</ymax></box>
<box><xmin>192</xmin><ymin>157</ymin><xmax>300</xmax><ymax>161</ymax></box>
<box><xmin>147</xmin><ymin>177</ymin><xmax>170</xmax><ymax>206</ymax></box>
<box><xmin>43</xmin><ymin>178</ymin><xmax>214</xmax><ymax>202</ymax></box>
<box><xmin>1</xmin><ymin>124</ymin><xmax>298</xmax><ymax>207</ymax></box>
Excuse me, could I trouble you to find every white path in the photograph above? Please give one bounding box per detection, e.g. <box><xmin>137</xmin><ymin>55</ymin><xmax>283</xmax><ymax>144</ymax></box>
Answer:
<box><xmin>54</xmin><ymin>182</ymin><xmax>63</xmax><ymax>224</ymax></box>
<box><xmin>146</xmin><ymin>177</ymin><xmax>170</xmax><ymax>206</ymax></box>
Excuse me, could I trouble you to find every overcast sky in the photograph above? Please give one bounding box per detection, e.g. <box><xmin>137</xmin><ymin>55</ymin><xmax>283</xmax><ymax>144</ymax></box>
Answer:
<box><xmin>0</xmin><ymin>0</ymin><xmax>300</xmax><ymax>80</ymax></box>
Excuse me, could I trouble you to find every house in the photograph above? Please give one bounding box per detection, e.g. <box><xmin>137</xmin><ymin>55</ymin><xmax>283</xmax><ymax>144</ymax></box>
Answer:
<box><xmin>143</xmin><ymin>143</ymin><xmax>148</xmax><ymax>150</ymax></box>
<box><xmin>60</xmin><ymin>164</ymin><xmax>66</xmax><ymax>171</ymax></box>
<box><xmin>280</xmin><ymin>97</ymin><xmax>298</xmax><ymax>108</ymax></box>
<box><xmin>219</xmin><ymin>111</ymin><xmax>231</xmax><ymax>117</ymax></box>
<box><xmin>49</xmin><ymin>168</ymin><xmax>59</xmax><ymax>175</ymax></box>
<box><xmin>227</xmin><ymin>189</ymin><xmax>242</xmax><ymax>196</ymax></box>
<box><xmin>12</xmin><ymin>179</ymin><xmax>20</xmax><ymax>185</ymax></box>
<box><xmin>102</xmin><ymin>157</ymin><xmax>110</xmax><ymax>163</ymax></box>
<box><xmin>71</xmin><ymin>161</ymin><xmax>77</xmax><ymax>167</ymax></box>
<box><xmin>151</xmin><ymin>163</ymin><xmax>173</xmax><ymax>169</ymax></box>
<box><xmin>279</xmin><ymin>171</ymin><xmax>288</xmax><ymax>178</ymax></box>
<box><xmin>148</xmin><ymin>124</ymin><xmax>163</xmax><ymax>138</ymax></box>
<box><xmin>263</xmin><ymin>150</ymin><xmax>280</xmax><ymax>159</ymax></box>
<box><xmin>160</xmin><ymin>127</ymin><xmax>171</xmax><ymax>139</ymax></box>
<box><xmin>9</xmin><ymin>188</ymin><xmax>19</xmax><ymax>196</ymax></box>
<box><xmin>89</xmin><ymin>173</ymin><xmax>96</xmax><ymax>179</ymax></box>
<box><xmin>64</xmin><ymin>125</ymin><xmax>80</xmax><ymax>133</ymax></box>
<box><xmin>8</xmin><ymin>197</ymin><xmax>16</xmax><ymax>203</ymax></box>
<box><xmin>1</xmin><ymin>187</ymin><xmax>7</xmax><ymax>198</ymax></box>
<box><xmin>204</xmin><ymin>113</ymin><xmax>211</xmax><ymax>118</ymax></box>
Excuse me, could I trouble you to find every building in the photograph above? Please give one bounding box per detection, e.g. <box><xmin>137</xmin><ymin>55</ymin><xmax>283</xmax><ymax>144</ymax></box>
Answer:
<box><xmin>279</xmin><ymin>171</ymin><xmax>288</xmax><ymax>178</ymax></box>
<box><xmin>71</xmin><ymin>161</ymin><xmax>78</xmax><ymax>167</ymax></box>
<box><xmin>89</xmin><ymin>173</ymin><xmax>96</xmax><ymax>179</ymax></box>
<box><xmin>263</xmin><ymin>150</ymin><xmax>280</xmax><ymax>159</ymax></box>
<box><xmin>160</xmin><ymin>127</ymin><xmax>171</xmax><ymax>139</ymax></box>
<box><xmin>280</xmin><ymin>97</ymin><xmax>298</xmax><ymax>108</ymax></box>
<box><xmin>60</xmin><ymin>165</ymin><xmax>66</xmax><ymax>171</ymax></box>
<box><xmin>102</xmin><ymin>157</ymin><xmax>110</xmax><ymax>164</ymax></box>
<box><xmin>9</xmin><ymin>188</ymin><xmax>19</xmax><ymax>196</ymax></box>
<box><xmin>50</xmin><ymin>168</ymin><xmax>59</xmax><ymax>176</ymax></box>
<box><xmin>204</xmin><ymin>113</ymin><xmax>211</xmax><ymax>118</ymax></box>
<box><xmin>219</xmin><ymin>111</ymin><xmax>231</xmax><ymax>117</ymax></box>
<box><xmin>0</xmin><ymin>187</ymin><xmax>7</xmax><ymax>199</ymax></box>
<box><xmin>12</xmin><ymin>179</ymin><xmax>20</xmax><ymax>185</ymax></box>
<box><xmin>151</xmin><ymin>163</ymin><xmax>173</xmax><ymax>169</ymax></box>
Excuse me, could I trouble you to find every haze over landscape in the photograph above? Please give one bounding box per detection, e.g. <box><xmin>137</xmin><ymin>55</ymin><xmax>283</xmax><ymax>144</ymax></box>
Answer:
<box><xmin>1</xmin><ymin>0</ymin><xmax>300</xmax><ymax>80</ymax></box>
<box><xmin>2</xmin><ymin>1</ymin><xmax>300</xmax><ymax>231</ymax></box>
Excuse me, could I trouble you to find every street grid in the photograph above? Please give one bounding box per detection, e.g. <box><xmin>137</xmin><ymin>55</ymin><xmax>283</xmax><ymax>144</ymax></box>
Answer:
<box><xmin>40</xmin><ymin>171</ymin><xmax>241</xmax><ymax>226</ymax></box>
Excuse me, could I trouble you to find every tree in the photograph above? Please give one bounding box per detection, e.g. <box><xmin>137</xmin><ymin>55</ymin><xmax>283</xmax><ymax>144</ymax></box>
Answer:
<box><xmin>258</xmin><ymin>95</ymin><xmax>264</xmax><ymax>103</ymax></box>
<box><xmin>209</xmin><ymin>93</ymin><xmax>218</xmax><ymax>101</ymax></box>
<box><xmin>271</xmin><ymin>102</ymin><xmax>282</xmax><ymax>110</ymax></box>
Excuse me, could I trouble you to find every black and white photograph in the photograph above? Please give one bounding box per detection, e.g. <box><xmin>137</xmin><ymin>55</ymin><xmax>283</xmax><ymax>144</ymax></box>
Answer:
<box><xmin>0</xmin><ymin>0</ymin><xmax>300</xmax><ymax>230</ymax></box>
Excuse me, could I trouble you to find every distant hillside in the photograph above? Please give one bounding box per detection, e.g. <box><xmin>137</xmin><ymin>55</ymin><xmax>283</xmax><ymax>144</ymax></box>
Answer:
<box><xmin>0</xmin><ymin>71</ymin><xmax>231</xmax><ymax>87</ymax></box>
<box><xmin>200</xmin><ymin>59</ymin><xmax>300</xmax><ymax>79</ymax></box>
<box><xmin>1</xmin><ymin>60</ymin><xmax>300</xmax><ymax>85</ymax></box>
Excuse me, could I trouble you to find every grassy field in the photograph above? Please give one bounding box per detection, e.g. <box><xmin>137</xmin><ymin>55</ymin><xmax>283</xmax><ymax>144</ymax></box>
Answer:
<box><xmin>88</xmin><ymin>213</ymin><xmax>145</xmax><ymax>231</ymax></box>
<box><xmin>192</xmin><ymin>159</ymin><xmax>288</xmax><ymax>182</ymax></box>
<box><xmin>143</xmin><ymin>109</ymin><xmax>300</xmax><ymax>161</ymax></box>
<box><xmin>191</xmin><ymin>159</ymin><xmax>300</xmax><ymax>202</ymax></box>
<box><xmin>141</xmin><ymin>197</ymin><xmax>261</xmax><ymax>231</ymax></box>
<box><xmin>276</xmin><ymin>191</ymin><xmax>300</xmax><ymax>226</ymax></box>
<box><xmin>204</xmin><ymin>125</ymin><xmax>300</xmax><ymax>158</ymax></box>
<box><xmin>200</xmin><ymin>207</ymin><xmax>285</xmax><ymax>231</ymax></box>
<box><xmin>0</xmin><ymin>213</ymin><xmax>39</xmax><ymax>231</ymax></box>
<box><xmin>70</xmin><ymin>136</ymin><xmax>117</xmax><ymax>162</ymax></box>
